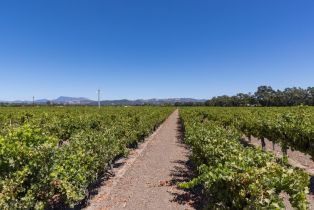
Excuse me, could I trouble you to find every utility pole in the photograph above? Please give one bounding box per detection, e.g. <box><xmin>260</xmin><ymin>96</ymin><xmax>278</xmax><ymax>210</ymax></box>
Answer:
<box><xmin>33</xmin><ymin>96</ymin><xmax>35</xmax><ymax>107</ymax></box>
<box><xmin>98</xmin><ymin>89</ymin><xmax>101</xmax><ymax>109</ymax></box>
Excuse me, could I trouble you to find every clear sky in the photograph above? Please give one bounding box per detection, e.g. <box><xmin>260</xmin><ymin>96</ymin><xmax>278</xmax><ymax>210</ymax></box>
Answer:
<box><xmin>0</xmin><ymin>0</ymin><xmax>313</xmax><ymax>101</ymax></box>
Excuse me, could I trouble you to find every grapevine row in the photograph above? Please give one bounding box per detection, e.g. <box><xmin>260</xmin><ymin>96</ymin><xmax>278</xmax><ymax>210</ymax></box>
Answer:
<box><xmin>0</xmin><ymin>107</ymin><xmax>173</xmax><ymax>209</ymax></box>
<box><xmin>180</xmin><ymin>108</ymin><xmax>309</xmax><ymax>209</ymax></box>
<box><xmin>185</xmin><ymin>107</ymin><xmax>314</xmax><ymax>159</ymax></box>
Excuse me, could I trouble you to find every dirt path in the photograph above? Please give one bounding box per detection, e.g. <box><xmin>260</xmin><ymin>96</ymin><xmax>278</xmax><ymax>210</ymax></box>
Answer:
<box><xmin>85</xmin><ymin>110</ymin><xmax>196</xmax><ymax>210</ymax></box>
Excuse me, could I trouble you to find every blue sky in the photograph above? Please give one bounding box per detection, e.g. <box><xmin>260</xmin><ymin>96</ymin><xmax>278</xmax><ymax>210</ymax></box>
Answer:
<box><xmin>0</xmin><ymin>0</ymin><xmax>313</xmax><ymax>100</ymax></box>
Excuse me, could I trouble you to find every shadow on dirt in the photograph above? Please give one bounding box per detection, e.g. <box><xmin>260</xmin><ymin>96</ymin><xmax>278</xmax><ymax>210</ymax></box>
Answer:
<box><xmin>309</xmin><ymin>176</ymin><xmax>314</xmax><ymax>194</ymax></box>
<box><xmin>167</xmin><ymin>116</ymin><xmax>204</xmax><ymax>210</ymax></box>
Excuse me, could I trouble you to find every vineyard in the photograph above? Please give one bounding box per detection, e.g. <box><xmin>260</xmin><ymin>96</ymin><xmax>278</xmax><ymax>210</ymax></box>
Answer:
<box><xmin>186</xmin><ymin>107</ymin><xmax>314</xmax><ymax>159</ymax></box>
<box><xmin>180</xmin><ymin>107</ymin><xmax>314</xmax><ymax>209</ymax></box>
<box><xmin>0</xmin><ymin>107</ymin><xmax>173</xmax><ymax>209</ymax></box>
<box><xmin>1</xmin><ymin>106</ymin><xmax>314</xmax><ymax>209</ymax></box>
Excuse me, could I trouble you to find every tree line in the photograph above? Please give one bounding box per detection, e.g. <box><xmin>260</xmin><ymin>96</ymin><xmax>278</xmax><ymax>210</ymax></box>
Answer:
<box><xmin>205</xmin><ymin>86</ymin><xmax>314</xmax><ymax>107</ymax></box>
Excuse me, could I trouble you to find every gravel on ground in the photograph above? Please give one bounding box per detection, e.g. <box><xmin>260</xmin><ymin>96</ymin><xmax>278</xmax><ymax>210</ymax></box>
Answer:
<box><xmin>85</xmin><ymin>110</ymin><xmax>196</xmax><ymax>210</ymax></box>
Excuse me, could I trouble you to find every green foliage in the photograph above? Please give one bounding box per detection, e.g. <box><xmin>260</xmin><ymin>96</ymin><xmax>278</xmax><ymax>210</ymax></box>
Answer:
<box><xmin>180</xmin><ymin>108</ymin><xmax>310</xmax><ymax>209</ymax></box>
<box><xmin>0</xmin><ymin>106</ymin><xmax>173</xmax><ymax>209</ymax></box>
<box><xmin>0</xmin><ymin>124</ymin><xmax>58</xmax><ymax>210</ymax></box>
<box><xmin>205</xmin><ymin>85</ymin><xmax>314</xmax><ymax>107</ymax></box>
<box><xmin>187</xmin><ymin>106</ymin><xmax>314</xmax><ymax>159</ymax></box>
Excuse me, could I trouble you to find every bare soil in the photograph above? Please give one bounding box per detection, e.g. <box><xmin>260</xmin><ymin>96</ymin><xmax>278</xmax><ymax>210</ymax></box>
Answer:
<box><xmin>83</xmin><ymin>111</ymin><xmax>314</xmax><ymax>210</ymax></box>
<box><xmin>85</xmin><ymin>110</ymin><xmax>198</xmax><ymax>210</ymax></box>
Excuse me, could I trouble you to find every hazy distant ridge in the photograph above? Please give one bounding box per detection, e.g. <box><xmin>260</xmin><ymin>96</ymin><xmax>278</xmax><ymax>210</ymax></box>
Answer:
<box><xmin>0</xmin><ymin>97</ymin><xmax>206</xmax><ymax>105</ymax></box>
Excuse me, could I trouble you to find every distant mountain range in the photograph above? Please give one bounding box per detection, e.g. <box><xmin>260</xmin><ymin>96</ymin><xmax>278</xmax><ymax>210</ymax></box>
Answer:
<box><xmin>0</xmin><ymin>96</ymin><xmax>207</xmax><ymax>105</ymax></box>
